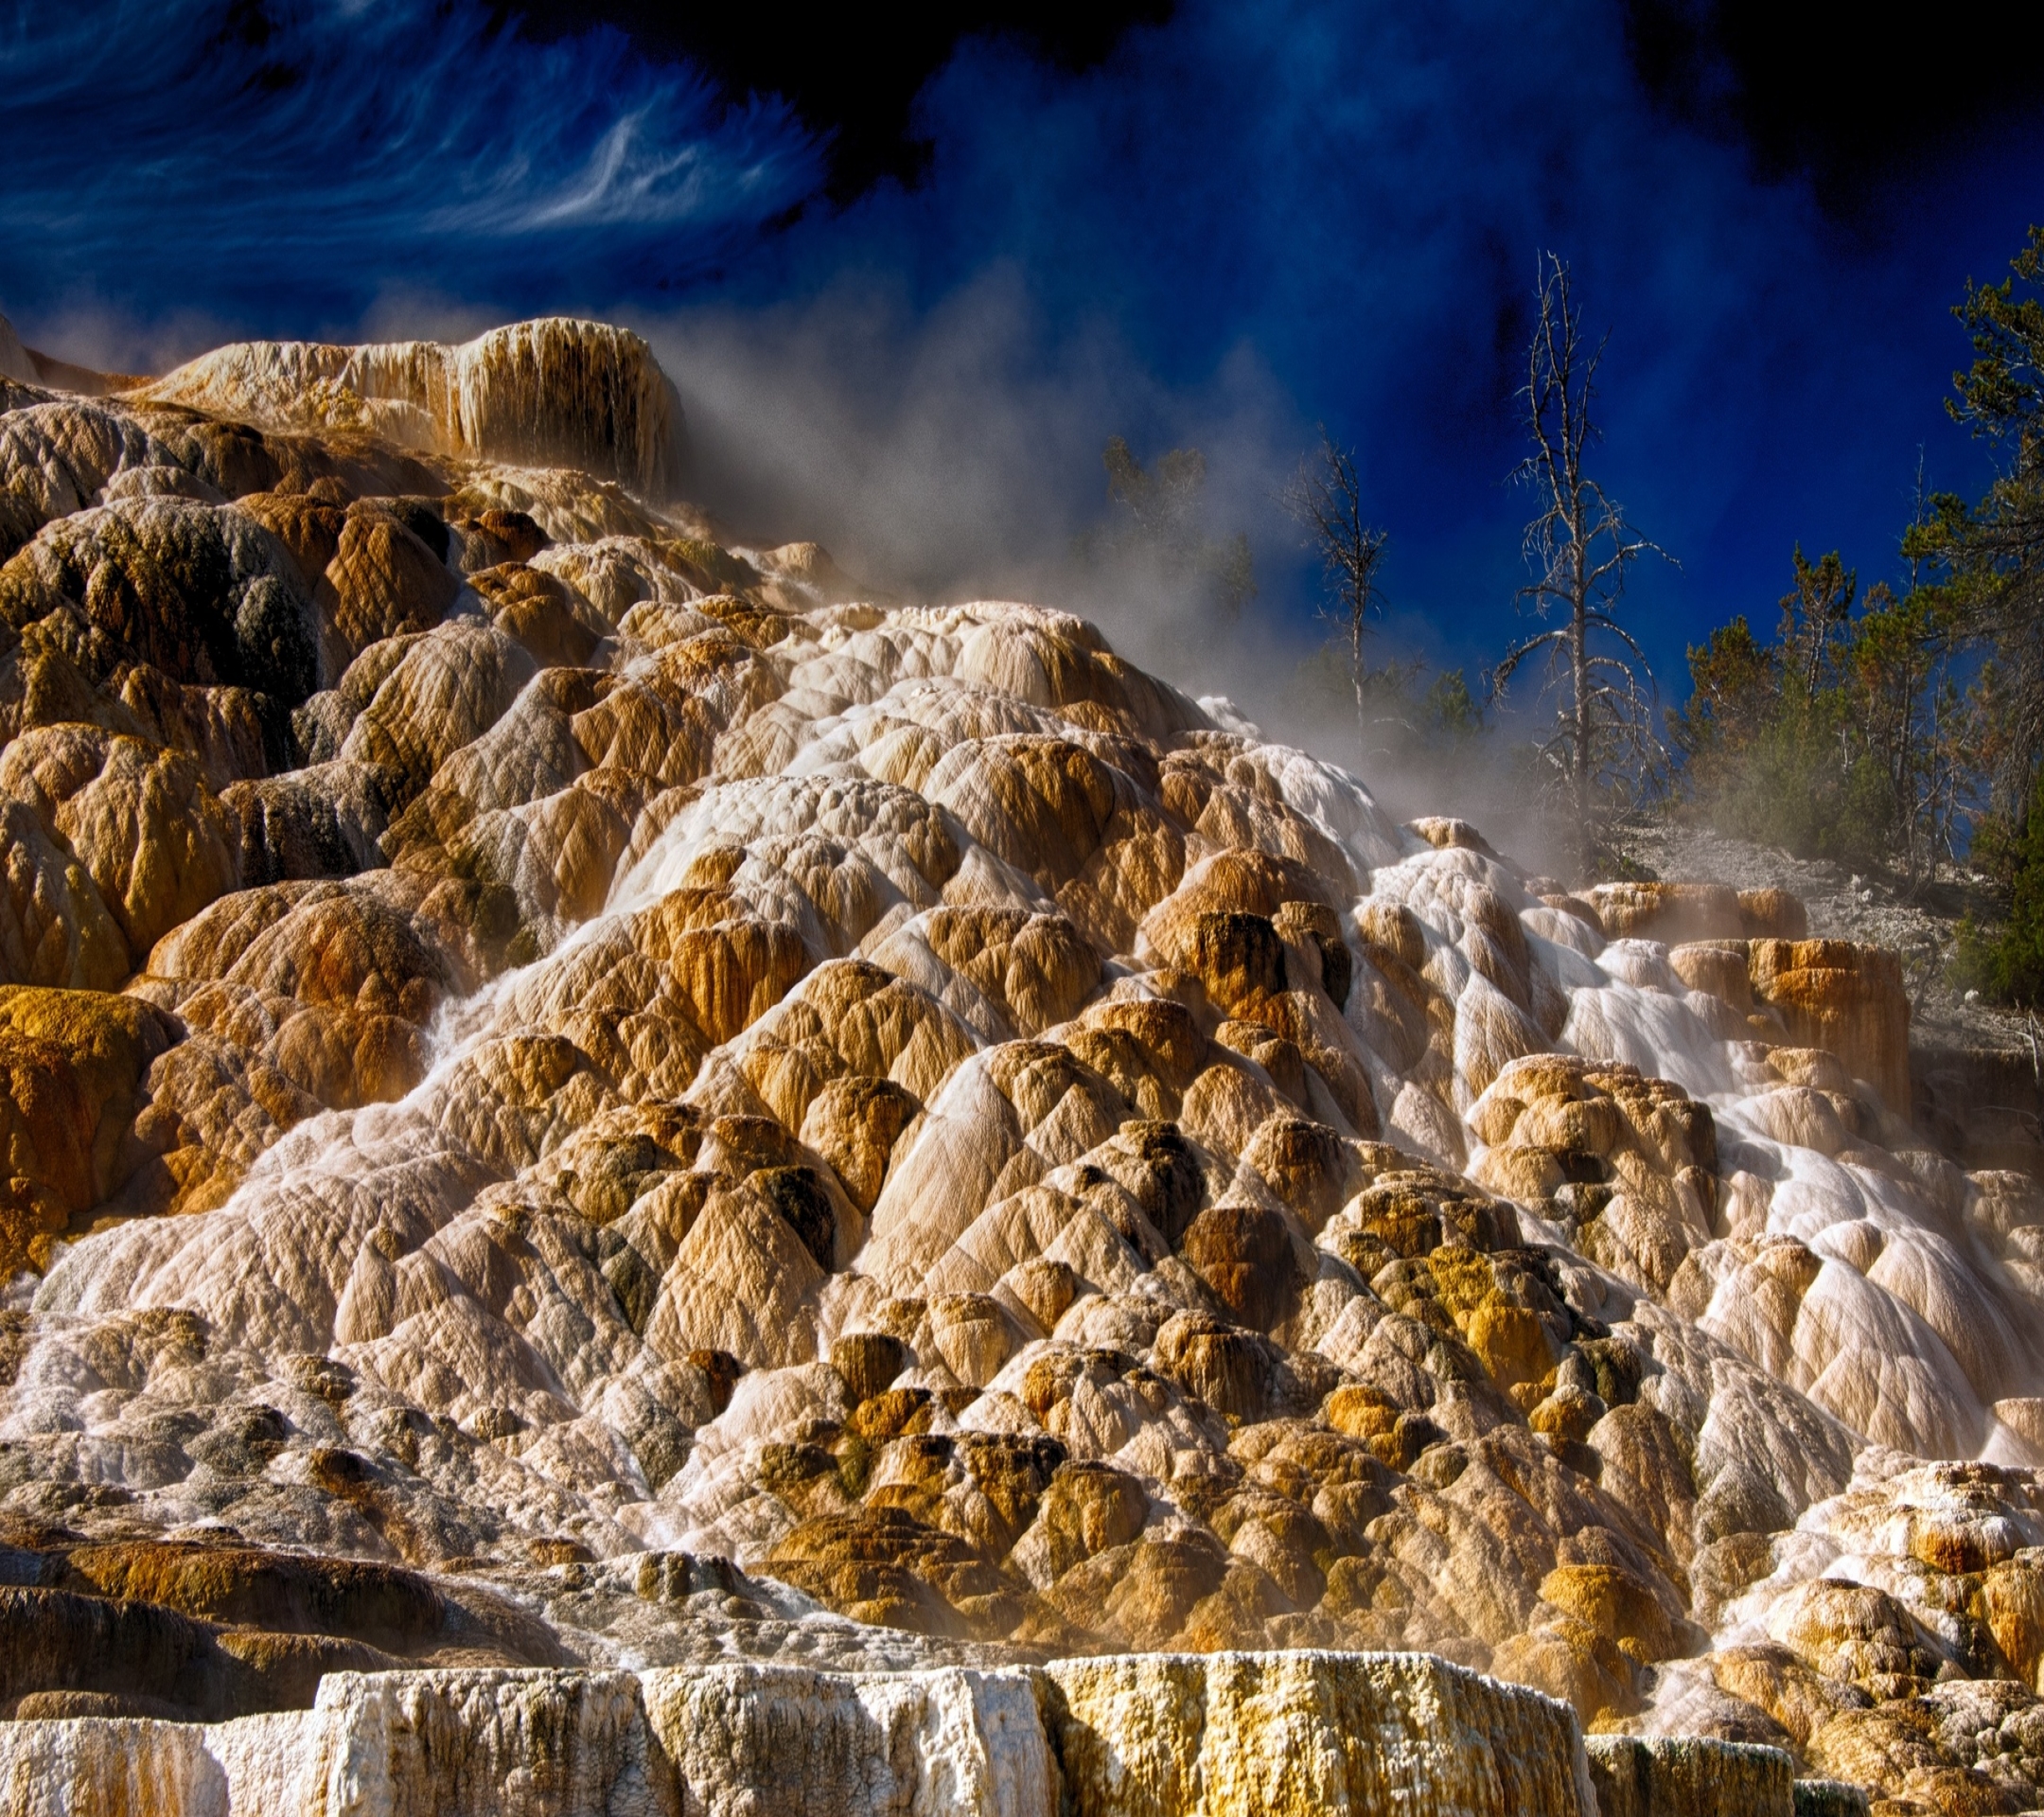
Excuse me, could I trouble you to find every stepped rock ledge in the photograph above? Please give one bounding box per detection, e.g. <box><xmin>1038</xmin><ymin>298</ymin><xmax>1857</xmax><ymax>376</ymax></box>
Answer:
<box><xmin>0</xmin><ymin>312</ymin><xmax>2024</xmax><ymax>1816</ymax></box>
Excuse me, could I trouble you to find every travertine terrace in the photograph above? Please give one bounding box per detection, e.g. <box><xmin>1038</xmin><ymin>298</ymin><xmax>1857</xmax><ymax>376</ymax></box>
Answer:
<box><xmin>0</xmin><ymin>314</ymin><xmax>2040</xmax><ymax>1814</ymax></box>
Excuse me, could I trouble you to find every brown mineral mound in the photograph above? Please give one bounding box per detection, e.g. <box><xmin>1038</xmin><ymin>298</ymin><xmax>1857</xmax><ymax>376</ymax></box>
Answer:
<box><xmin>0</xmin><ymin>315</ymin><xmax>2039</xmax><ymax>1815</ymax></box>
<box><xmin>134</xmin><ymin>317</ymin><xmax>680</xmax><ymax>495</ymax></box>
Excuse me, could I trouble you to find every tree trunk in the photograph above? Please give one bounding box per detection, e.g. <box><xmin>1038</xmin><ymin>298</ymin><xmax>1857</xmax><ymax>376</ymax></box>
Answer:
<box><xmin>1571</xmin><ymin>491</ymin><xmax>1592</xmax><ymax>877</ymax></box>
<box><xmin>1351</xmin><ymin>606</ymin><xmax>1366</xmax><ymax>767</ymax></box>
<box><xmin>1573</xmin><ymin>595</ymin><xmax>1591</xmax><ymax>875</ymax></box>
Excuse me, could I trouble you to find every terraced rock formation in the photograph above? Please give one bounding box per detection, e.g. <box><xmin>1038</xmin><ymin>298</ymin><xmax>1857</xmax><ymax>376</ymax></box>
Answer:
<box><xmin>0</xmin><ymin>312</ymin><xmax>2039</xmax><ymax>1814</ymax></box>
<box><xmin>0</xmin><ymin>1651</ymin><xmax>1601</xmax><ymax>1817</ymax></box>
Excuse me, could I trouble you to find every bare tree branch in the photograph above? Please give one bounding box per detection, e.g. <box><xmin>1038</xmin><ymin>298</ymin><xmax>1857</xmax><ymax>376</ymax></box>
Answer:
<box><xmin>1283</xmin><ymin>427</ymin><xmax>1392</xmax><ymax>767</ymax></box>
<box><xmin>1492</xmin><ymin>251</ymin><xmax>1677</xmax><ymax>873</ymax></box>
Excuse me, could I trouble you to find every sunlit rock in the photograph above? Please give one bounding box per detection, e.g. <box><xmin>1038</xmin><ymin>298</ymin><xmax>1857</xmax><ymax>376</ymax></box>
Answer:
<box><xmin>139</xmin><ymin>318</ymin><xmax>681</xmax><ymax>494</ymax></box>
<box><xmin>6</xmin><ymin>316</ymin><xmax>2044</xmax><ymax>1815</ymax></box>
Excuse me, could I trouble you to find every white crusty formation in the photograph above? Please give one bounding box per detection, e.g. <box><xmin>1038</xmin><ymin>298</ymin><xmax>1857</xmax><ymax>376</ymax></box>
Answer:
<box><xmin>0</xmin><ymin>1653</ymin><xmax>1600</xmax><ymax>1817</ymax></box>
<box><xmin>0</xmin><ymin>314</ymin><xmax>2036</xmax><ymax>1815</ymax></box>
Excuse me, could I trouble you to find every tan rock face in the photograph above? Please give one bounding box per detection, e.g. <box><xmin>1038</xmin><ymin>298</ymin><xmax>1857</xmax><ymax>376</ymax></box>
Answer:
<box><xmin>1747</xmin><ymin>938</ymin><xmax>1912</xmax><ymax>1112</ymax></box>
<box><xmin>0</xmin><ymin>984</ymin><xmax>178</xmax><ymax>1269</ymax></box>
<box><xmin>138</xmin><ymin>318</ymin><xmax>681</xmax><ymax>494</ymax></box>
<box><xmin>320</xmin><ymin>499</ymin><xmax>461</xmax><ymax>679</ymax></box>
<box><xmin>1471</xmin><ymin>1054</ymin><xmax>1717</xmax><ymax>1298</ymax></box>
<box><xmin>1587</xmin><ymin>881</ymin><xmax>1809</xmax><ymax>944</ymax></box>
<box><xmin>7</xmin><ymin>316</ymin><xmax>2044</xmax><ymax>1817</ymax></box>
<box><xmin>1045</xmin><ymin>1650</ymin><xmax>1593</xmax><ymax>1815</ymax></box>
<box><xmin>1585</xmin><ymin>1736</ymin><xmax>1794</xmax><ymax>1817</ymax></box>
<box><xmin>0</xmin><ymin>724</ymin><xmax>241</xmax><ymax>964</ymax></box>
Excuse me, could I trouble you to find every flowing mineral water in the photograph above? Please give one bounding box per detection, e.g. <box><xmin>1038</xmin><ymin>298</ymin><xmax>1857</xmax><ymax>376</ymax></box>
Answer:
<box><xmin>0</xmin><ymin>312</ymin><xmax>2036</xmax><ymax>1814</ymax></box>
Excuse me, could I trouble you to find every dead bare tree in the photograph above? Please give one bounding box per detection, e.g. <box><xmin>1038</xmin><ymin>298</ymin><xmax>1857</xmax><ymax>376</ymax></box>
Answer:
<box><xmin>1283</xmin><ymin>427</ymin><xmax>1392</xmax><ymax>764</ymax></box>
<box><xmin>1490</xmin><ymin>253</ymin><xmax>1673</xmax><ymax>874</ymax></box>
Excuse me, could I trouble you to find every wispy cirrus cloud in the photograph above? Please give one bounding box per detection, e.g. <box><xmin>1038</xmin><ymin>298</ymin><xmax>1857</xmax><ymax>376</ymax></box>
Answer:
<box><xmin>0</xmin><ymin>0</ymin><xmax>823</xmax><ymax>335</ymax></box>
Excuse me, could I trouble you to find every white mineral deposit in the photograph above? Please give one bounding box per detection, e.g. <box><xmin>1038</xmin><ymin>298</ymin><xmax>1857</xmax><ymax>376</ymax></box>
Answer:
<box><xmin>0</xmin><ymin>313</ymin><xmax>2026</xmax><ymax>1815</ymax></box>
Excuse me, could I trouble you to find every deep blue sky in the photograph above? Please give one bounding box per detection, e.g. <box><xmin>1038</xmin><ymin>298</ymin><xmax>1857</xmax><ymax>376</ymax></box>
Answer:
<box><xmin>5</xmin><ymin>0</ymin><xmax>2042</xmax><ymax>705</ymax></box>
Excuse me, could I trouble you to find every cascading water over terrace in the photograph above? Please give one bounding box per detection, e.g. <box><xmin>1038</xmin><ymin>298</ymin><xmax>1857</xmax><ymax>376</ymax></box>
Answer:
<box><xmin>0</xmin><ymin>314</ymin><xmax>2035</xmax><ymax>1815</ymax></box>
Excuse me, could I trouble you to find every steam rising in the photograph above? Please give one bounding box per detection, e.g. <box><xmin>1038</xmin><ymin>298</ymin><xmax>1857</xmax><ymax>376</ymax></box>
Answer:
<box><xmin>643</xmin><ymin>285</ymin><xmax>1553</xmax><ymax>860</ymax></box>
<box><xmin>1</xmin><ymin>0</ymin><xmax>2016</xmax><ymax>856</ymax></box>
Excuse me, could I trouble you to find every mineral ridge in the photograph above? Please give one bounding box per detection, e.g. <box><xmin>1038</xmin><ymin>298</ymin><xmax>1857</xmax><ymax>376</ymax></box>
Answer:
<box><xmin>0</xmin><ymin>313</ymin><xmax>2039</xmax><ymax>1815</ymax></box>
